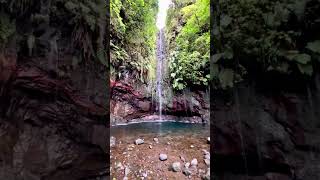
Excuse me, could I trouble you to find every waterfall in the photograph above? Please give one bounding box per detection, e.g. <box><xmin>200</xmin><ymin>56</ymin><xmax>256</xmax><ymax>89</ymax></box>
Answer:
<box><xmin>155</xmin><ymin>0</ymin><xmax>170</xmax><ymax>121</ymax></box>
<box><xmin>156</xmin><ymin>29</ymin><xmax>165</xmax><ymax>121</ymax></box>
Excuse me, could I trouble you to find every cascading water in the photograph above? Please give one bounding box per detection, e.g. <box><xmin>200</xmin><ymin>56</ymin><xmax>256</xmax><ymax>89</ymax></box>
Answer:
<box><xmin>155</xmin><ymin>0</ymin><xmax>170</xmax><ymax>121</ymax></box>
<box><xmin>156</xmin><ymin>29</ymin><xmax>165</xmax><ymax>121</ymax></box>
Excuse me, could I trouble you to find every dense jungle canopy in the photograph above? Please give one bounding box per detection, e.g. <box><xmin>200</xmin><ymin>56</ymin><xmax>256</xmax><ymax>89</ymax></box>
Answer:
<box><xmin>166</xmin><ymin>0</ymin><xmax>210</xmax><ymax>90</ymax></box>
<box><xmin>110</xmin><ymin>0</ymin><xmax>210</xmax><ymax>91</ymax></box>
<box><xmin>1</xmin><ymin>0</ymin><xmax>319</xmax><ymax>90</ymax></box>
<box><xmin>110</xmin><ymin>0</ymin><xmax>158</xmax><ymax>83</ymax></box>
<box><xmin>110</xmin><ymin>0</ymin><xmax>320</xmax><ymax>91</ymax></box>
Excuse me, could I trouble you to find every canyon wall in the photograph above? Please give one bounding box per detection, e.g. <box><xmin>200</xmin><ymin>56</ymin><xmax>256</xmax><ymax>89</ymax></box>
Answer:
<box><xmin>213</xmin><ymin>73</ymin><xmax>320</xmax><ymax>180</ymax></box>
<box><xmin>0</xmin><ymin>1</ymin><xmax>109</xmax><ymax>179</ymax></box>
<box><xmin>0</xmin><ymin>42</ymin><xmax>109</xmax><ymax>180</ymax></box>
<box><xmin>110</xmin><ymin>79</ymin><xmax>210</xmax><ymax>124</ymax></box>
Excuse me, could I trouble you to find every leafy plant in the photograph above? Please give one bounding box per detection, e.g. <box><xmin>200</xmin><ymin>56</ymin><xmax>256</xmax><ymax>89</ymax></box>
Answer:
<box><xmin>65</xmin><ymin>0</ymin><xmax>107</xmax><ymax>64</ymax></box>
<box><xmin>211</xmin><ymin>0</ymin><xmax>320</xmax><ymax>89</ymax></box>
<box><xmin>0</xmin><ymin>0</ymin><xmax>109</xmax><ymax>67</ymax></box>
<box><xmin>110</xmin><ymin>0</ymin><xmax>158</xmax><ymax>83</ymax></box>
<box><xmin>166</xmin><ymin>0</ymin><xmax>210</xmax><ymax>90</ymax></box>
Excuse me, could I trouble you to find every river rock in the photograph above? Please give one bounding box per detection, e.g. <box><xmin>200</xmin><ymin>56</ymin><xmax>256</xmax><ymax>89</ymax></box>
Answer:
<box><xmin>153</xmin><ymin>138</ymin><xmax>159</xmax><ymax>143</ymax></box>
<box><xmin>135</xmin><ymin>138</ymin><xmax>144</xmax><ymax>145</ymax></box>
<box><xmin>149</xmin><ymin>145</ymin><xmax>152</xmax><ymax>149</ymax></box>
<box><xmin>180</xmin><ymin>155</ymin><xmax>185</xmax><ymax>162</ymax></box>
<box><xmin>185</xmin><ymin>162</ymin><xmax>190</xmax><ymax>168</ymax></box>
<box><xmin>125</xmin><ymin>166</ymin><xmax>130</xmax><ymax>176</ymax></box>
<box><xmin>110</xmin><ymin>136</ymin><xmax>116</xmax><ymax>147</ymax></box>
<box><xmin>142</xmin><ymin>171</ymin><xmax>148</xmax><ymax>178</ymax></box>
<box><xmin>207</xmin><ymin>137</ymin><xmax>210</xmax><ymax>144</ymax></box>
<box><xmin>202</xmin><ymin>149</ymin><xmax>210</xmax><ymax>155</ymax></box>
<box><xmin>159</xmin><ymin>154</ymin><xmax>167</xmax><ymax>161</ymax></box>
<box><xmin>204</xmin><ymin>159</ymin><xmax>210</xmax><ymax>166</ymax></box>
<box><xmin>191</xmin><ymin>158</ymin><xmax>198</xmax><ymax>166</ymax></box>
<box><xmin>183</xmin><ymin>168</ymin><xmax>192</xmax><ymax>176</ymax></box>
<box><xmin>171</xmin><ymin>162</ymin><xmax>181</xmax><ymax>172</ymax></box>
<box><xmin>190</xmin><ymin>145</ymin><xmax>194</xmax><ymax>148</ymax></box>
<box><xmin>204</xmin><ymin>154</ymin><xmax>210</xmax><ymax>160</ymax></box>
<box><xmin>203</xmin><ymin>168</ymin><xmax>210</xmax><ymax>180</ymax></box>
<box><xmin>189</xmin><ymin>164</ymin><xmax>197</xmax><ymax>172</ymax></box>
<box><xmin>199</xmin><ymin>169</ymin><xmax>205</xmax><ymax>174</ymax></box>
<box><xmin>115</xmin><ymin>162</ymin><xmax>124</xmax><ymax>170</ymax></box>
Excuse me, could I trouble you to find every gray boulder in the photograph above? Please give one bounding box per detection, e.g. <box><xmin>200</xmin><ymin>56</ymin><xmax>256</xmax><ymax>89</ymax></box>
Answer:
<box><xmin>135</xmin><ymin>138</ymin><xmax>144</xmax><ymax>145</ymax></box>
<box><xmin>159</xmin><ymin>154</ymin><xmax>167</xmax><ymax>161</ymax></box>
<box><xmin>171</xmin><ymin>162</ymin><xmax>181</xmax><ymax>172</ymax></box>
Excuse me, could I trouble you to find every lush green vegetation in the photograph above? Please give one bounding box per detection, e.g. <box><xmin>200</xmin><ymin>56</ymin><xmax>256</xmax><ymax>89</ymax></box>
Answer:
<box><xmin>3</xmin><ymin>0</ymin><xmax>318</xmax><ymax>92</ymax></box>
<box><xmin>110</xmin><ymin>0</ymin><xmax>158</xmax><ymax>83</ymax></box>
<box><xmin>64</xmin><ymin>0</ymin><xmax>107</xmax><ymax>64</ymax></box>
<box><xmin>0</xmin><ymin>0</ymin><xmax>108</xmax><ymax>66</ymax></box>
<box><xmin>212</xmin><ymin>0</ymin><xmax>320</xmax><ymax>89</ymax></box>
<box><xmin>166</xmin><ymin>0</ymin><xmax>210</xmax><ymax>90</ymax></box>
<box><xmin>0</xmin><ymin>12</ymin><xmax>15</xmax><ymax>48</ymax></box>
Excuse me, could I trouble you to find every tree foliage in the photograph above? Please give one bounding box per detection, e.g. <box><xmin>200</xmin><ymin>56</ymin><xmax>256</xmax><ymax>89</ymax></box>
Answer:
<box><xmin>166</xmin><ymin>0</ymin><xmax>210</xmax><ymax>90</ymax></box>
<box><xmin>110</xmin><ymin>0</ymin><xmax>158</xmax><ymax>83</ymax></box>
<box><xmin>212</xmin><ymin>0</ymin><xmax>320</xmax><ymax>89</ymax></box>
<box><xmin>0</xmin><ymin>0</ymin><xmax>108</xmax><ymax>66</ymax></box>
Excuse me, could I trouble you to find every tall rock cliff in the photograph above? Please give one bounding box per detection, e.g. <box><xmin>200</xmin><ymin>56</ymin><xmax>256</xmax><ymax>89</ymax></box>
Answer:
<box><xmin>0</xmin><ymin>1</ymin><xmax>108</xmax><ymax>179</ymax></box>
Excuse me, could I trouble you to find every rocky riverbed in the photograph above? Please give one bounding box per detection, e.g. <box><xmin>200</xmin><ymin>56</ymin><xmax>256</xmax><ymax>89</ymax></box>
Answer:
<box><xmin>110</xmin><ymin>133</ymin><xmax>210</xmax><ymax>179</ymax></box>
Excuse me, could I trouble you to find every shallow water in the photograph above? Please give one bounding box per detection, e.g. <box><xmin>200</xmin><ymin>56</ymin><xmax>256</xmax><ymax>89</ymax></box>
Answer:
<box><xmin>110</xmin><ymin>121</ymin><xmax>210</xmax><ymax>179</ymax></box>
<box><xmin>111</xmin><ymin>121</ymin><xmax>210</xmax><ymax>139</ymax></box>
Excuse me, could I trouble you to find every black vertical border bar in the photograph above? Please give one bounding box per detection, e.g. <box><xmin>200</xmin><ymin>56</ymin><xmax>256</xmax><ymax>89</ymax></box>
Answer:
<box><xmin>209</xmin><ymin>0</ymin><xmax>215</xmax><ymax>177</ymax></box>
<box><xmin>106</xmin><ymin>0</ymin><xmax>111</xmax><ymax>178</ymax></box>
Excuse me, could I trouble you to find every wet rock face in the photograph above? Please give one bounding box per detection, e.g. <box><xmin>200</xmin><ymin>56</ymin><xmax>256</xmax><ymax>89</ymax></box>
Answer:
<box><xmin>0</xmin><ymin>1</ymin><xmax>109</xmax><ymax>179</ymax></box>
<box><xmin>110</xmin><ymin>80</ymin><xmax>209</xmax><ymax>124</ymax></box>
<box><xmin>213</xmin><ymin>77</ymin><xmax>320</xmax><ymax>179</ymax></box>
<box><xmin>164</xmin><ymin>91</ymin><xmax>210</xmax><ymax>120</ymax></box>
<box><xmin>110</xmin><ymin>80</ymin><xmax>153</xmax><ymax>124</ymax></box>
<box><xmin>0</xmin><ymin>46</ymin><xmax>108</xmax><ymax>179</ymax></box>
